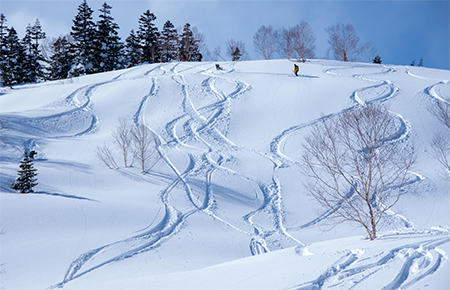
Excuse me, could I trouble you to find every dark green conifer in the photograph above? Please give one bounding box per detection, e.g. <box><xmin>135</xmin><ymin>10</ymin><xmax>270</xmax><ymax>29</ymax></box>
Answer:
<box><xmin>125</xmin><ymin>29</ymin><xmax>142</xmax><ymax>67</ymax></box>
<box><xmin>49</xmin><ymin>36</ymin><xmax>73</xmax><ymax>79</ymax></box>
<box><xmin>1</xmin><ymin>27</ymin><xmax>26</xmax><ymax>87</ymax></box>
<box><xmin>70</xmin><ymin>0</ymin><xmax>97</xmax><ymax>75</ymax></box>
<box><xmin>137</xmin><ymin>9</ymin><xmax>160</xmax><ymax>63</ymax></box>
<box><xmin>372</xmin><ymin>55</ymin><xmax>382</xmax><ymax>64</ymax></box>
<box><xmin>95</xmin><ymin>2</ymin><xmax>123</xmax><ymax>72</ymax></box>
<box><xmin>11</xmin><ymin>151</ymin><xmax>38</xmax><ymax>193</ymax></box>
<box><xmin>160</xmin><ymin>20</ymin><xmax>178</xmax><ymax>62</ymax></box>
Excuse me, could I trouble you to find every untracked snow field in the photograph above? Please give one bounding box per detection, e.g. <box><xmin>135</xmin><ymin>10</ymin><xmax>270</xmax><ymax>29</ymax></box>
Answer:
<box><xmin>1</xmin><ymin>59</ymin><xmax>449</xmax><ymax>290</ymax></box>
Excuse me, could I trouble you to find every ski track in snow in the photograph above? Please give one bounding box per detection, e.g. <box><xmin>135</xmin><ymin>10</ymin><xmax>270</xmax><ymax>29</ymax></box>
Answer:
<box><xmin>271</xmin><ymin>64</ymin><xmax>423</xmax><ymax>232</ymax></box>
<box><xmin>288</xmin><ymin>233</ymin><xmax>450</xmax><ymax>290</ymax></box>
<box><xmin>53</xmin><ymin>62</ymin><xmax>310</xmax><ymax>287</ymax></box>
<box><xmin>5</xmin><ymin>62</ymin><xmax>439</xmax><ymax>288</ymax></box>
<box><xmin>404</xmin><ymin>66</ymin><xmax>450</xmax><ymax>105</ymax></box>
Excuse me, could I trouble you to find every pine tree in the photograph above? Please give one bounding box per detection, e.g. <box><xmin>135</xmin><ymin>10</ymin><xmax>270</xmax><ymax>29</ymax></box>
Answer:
<box><xmin>70</xmin><ymin>0</ymin><xmax>97</xmax><ymax>75</ymax></box>
<box><xmin>125</xmin><ymin>29</ymin><xmax>142</xmax><ymax>67</ymax></box>
<box><xmin>410</xmin><ymin>59</ymin><xmax>415</xmax><ymax>66</ymax></box>
<box><xmin>11</xmin><ymin>150</ymin><xmax>38</xmax><ymax>193</ymax></box>
<box><xmin>372</xmin><ymin>54</ymin><xmax>382</xmax><ymax>64</ymax></box>
<box><xmin>418</xmin><ymin>57</ymin><xmax>424</xmax><ymax>67</ymax></box>
<box><xmin>1</xmin><ymin>27</ymin><xmax>26</xmax><ymax>87</ymax></box>
<box><xmin>160</xmin><ymin>20</ymin><xmax>178</xmax><ymax>62</ymax></box>
<box><xmin>137</xmin><ymin>9</ymin><xmax>160</xmax><ymax>63</ymax></box>
<box><xmin>49</xmin><ymin>36</ymin><xmax>73</xmax><ymax>79</ymax></box>
<box><xmin>95</xmin><ymin>2</ymin><xmax>123</xmax><ymax>72</ymax></box>
<box><xmin>179</xmin><ymin>23</ymin><xmax>200</xmax><ymax>62</ymax></box>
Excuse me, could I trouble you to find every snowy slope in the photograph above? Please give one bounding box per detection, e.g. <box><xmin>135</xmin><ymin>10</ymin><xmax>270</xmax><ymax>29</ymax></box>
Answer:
<box><xmin>0</xmin><ymin>59</ymin><xmax>449</xmax><ymax>290</ymax></box>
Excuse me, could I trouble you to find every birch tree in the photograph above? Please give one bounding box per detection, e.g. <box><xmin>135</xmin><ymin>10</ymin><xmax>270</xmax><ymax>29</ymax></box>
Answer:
<box><xmin>302</xmin><ymin>104</ymin><xmax>416</xmax><ymax>240</ymax></box>
<box><xmin>325</xmin><ymin>23</ymin><xmax>376</xmax><ymax>62</ymax></box>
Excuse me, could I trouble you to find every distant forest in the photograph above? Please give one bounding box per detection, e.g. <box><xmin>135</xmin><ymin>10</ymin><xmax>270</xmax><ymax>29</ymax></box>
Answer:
<box><xmin>3</xmin><ymin>0</ymin><xmax>422</xmax><ymax>88</ymax></box>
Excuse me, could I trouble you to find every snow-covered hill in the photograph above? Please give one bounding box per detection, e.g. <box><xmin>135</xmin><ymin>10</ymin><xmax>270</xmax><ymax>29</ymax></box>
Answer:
<box><xmin>1</xmin><ymin>59</ymin><xmax>449</xmax><ymax>290</ymax></box>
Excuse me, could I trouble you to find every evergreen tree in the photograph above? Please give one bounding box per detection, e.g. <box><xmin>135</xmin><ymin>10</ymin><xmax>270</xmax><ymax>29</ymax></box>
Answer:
<box><xmin>0</xmin><ymin>13</ymin><xmax>9</xmax><ymax>85</ymax></box>
<box><xmin>95</xmin><ymin>2</ymin><xmax>123</xmax><ymax>72</ymax></box>
<box><xmin>125</xmin><ymin>29</ymin><xmax>142</xmax><ymax>67</ymax></box>
<box><xmin>372</xmin><ymin>54</ymin><xmax>382</xmax><ymax>64</ymax></box>
<box><xmin>179</xmin><ymin>23</ymin><xmax>200</xmax><ymax>62</ymax></box>
<box><xmin>70</xmin><ymin>0</ymin><xmax>97</xmax><ymax>75</ymax></box>
<box><xmin>410</xmin><ymin>59</ymin><xmax>415</xmax><ymax>66</ymax></box>
<box><xmin>11</xmin><ymin>150</ymin><xmax>38</xmax><ymax>193</ymax></box>
<box><xmin>49</xmin><ymin>36</ymin><xmax>73</xmax><ymax>79</ymax></box>
<box><xmin>418</xmin><ymin>57</ymin><xmax>424</xmax><ymax>67</ymax></box>
<box><xmin>1</xmin><ymin>27</ymin><xmax>26</xmax><ymax>87</ymax></box>
<box><xmin>137</xmin><ymin>9</ymin><xmax>160</xmax><ymax>63</ymax></box>
<box><xmin>0</xmin><ymin>13</ymin><xmax>7</xmax><ymax>54</ymax></box>
<box><xmin>21</xmin><ymin>19</ymin><xmax>47</xmax><ymax>83</ymax></box>
<box><xmin>231</xmin><ymin>47</ymin><xmax>241</xmax><ymax>61</ymax></box>
<box><xmin>160</xmin><ymin>20</ymin><xmax>178</xmax><ymax>62</ymax></box>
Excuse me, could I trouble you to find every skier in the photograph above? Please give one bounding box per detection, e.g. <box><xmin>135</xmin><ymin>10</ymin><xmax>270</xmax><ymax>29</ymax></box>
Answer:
<box><xmin>28</xmin><ymin>150</ymin><xmax>37</xmax><ymax>159</ymax></box>
<box><xmin>215</xmin><ymin>63</ymin><xmax>223</xmax><ymax>70</ymax></box>
<box><xmin>294</xmin><ymin>64</ymin><xmax>299</xmax><ymax>76</ymax></box>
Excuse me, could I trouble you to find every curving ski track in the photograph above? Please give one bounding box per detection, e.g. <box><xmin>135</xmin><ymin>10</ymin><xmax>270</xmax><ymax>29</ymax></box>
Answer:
<box><xmin>272</xmin><ymin>64</ymin><xmax>422</xmax><ymax>233</ymax></box>
<box><xmin>288</xmin><ymin>233</ymin><xmax>450</xmax><ymax>290</ymax></box>
<box><xmin>45</xmin><ymin>62</ymin><xmax>449</xmax><ymax>289</ymax></box>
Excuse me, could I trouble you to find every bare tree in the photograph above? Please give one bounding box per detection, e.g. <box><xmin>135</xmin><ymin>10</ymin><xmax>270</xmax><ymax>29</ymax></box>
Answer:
<box><xmin>428</xmin><ymin>96</ymin><xmax>450</xmax><ymax>180</ymax></box>
<box><xmin>212</xmin><ymin>46</ymin><xmax>225</xmax><ymax>61</ymax></box>
<box><xmin>325</xmin><ymin>23</ymin><xmax>376</xmax><ymax>62</ymax></box>
<box><xmin>112</xmin><ymin>117</ymin><xmax>133</xmax><ymax>167</ymax></box>
<box><xmin>429</xmin><ymin>98</ymin><xmax>450</xmax><ymax>130</ymax></box>
<box><xmin>253</xmin><ymin>25</ymin><xmax>278</xmax><ymax>60</ymax></box>
<box><xmin>430</xmin><ymin>131</ymin><xmax>450</xmax><ymax>181</ymax></box>
<box><xmin>226</xmin><ymin>38</ymin><xmax>249</xmax><ymax>61</ymax></box>
<box><xmin>276</xmin><ymin>27</ymin><xmax>295</xmax><ymax>60</ymax></box>
<box><xmin>96</xmin><ymin>145</ymin><xmax>118</xmax><ymax>170</ymax></box>
<box><xmin>302</xmin><ymin>104</ymin><xmax>416</xmax><ymax>240</ymax></box>
<box><xmin>131</xmin><ymin>124</ymin><xmax>160</xmax><ymax>174</ymax></box>
<box><xmin>281</xmin><ymin>21</ymin><xmax>316</xmax><ymax>62</ymax></box>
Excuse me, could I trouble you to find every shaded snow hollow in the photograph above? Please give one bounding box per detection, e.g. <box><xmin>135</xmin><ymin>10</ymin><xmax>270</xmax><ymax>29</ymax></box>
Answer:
<box><xmin>1</xmin><ymin>59</ymin><xmax>449</xmax><ymax>290</ymax></box>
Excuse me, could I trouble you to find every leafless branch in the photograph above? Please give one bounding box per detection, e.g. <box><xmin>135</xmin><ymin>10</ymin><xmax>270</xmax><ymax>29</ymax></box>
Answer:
<box><xmin>96</xmin><ymin>145</ymin><xmax>118</xmax><ymax>170</ymax></box>
<box><xmin>325</xmin><ymin>23</ymin><xmax>376</xmax><ymax>62</ymax></box>
<box><xmin>131</xmin><ymin>124</ymin><xmax>161</xmax><ymax>174</ymax></box>
<box><xmin>226</xmin><ymin>39</ymin><xmax>249</xmax><ymax>61</ymax></box>
<box><xmin>112</xmin><ymin>117</ymin><xmax>133</xmax><ymax>167</ymax></box>
<box><xmin>302</xmin><ymin>104</ymin><xmax>416</xmax><ymax>240</ymax></box>
<box><xmin>253</xmin><ymin>25</ymin><xmax>278</xmax><ymax>60</ymax></box>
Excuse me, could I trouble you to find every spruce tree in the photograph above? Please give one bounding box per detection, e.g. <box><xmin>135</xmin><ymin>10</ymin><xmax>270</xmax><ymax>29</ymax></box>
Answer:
<box><xmin>11</xmin><ymin>150</ymin><xmax>38</xmax><ymax>193</ymax></box>
<box><xmin>160</xmin><ymin>20</ymin><xmax>178</xmax><ymax>62</ymax></box>
<box><xmin>0</xmin><ymin>13</ymin><xmax>7</xmax><ymax>55</ymax></box>
<box><xmin>95</xmin><ymin>2</ymin><xmax>123</xmax><ymax>72</ymax></box>
<box><xmin>0</xmin><ymin>14</ymin><xmax>9</xmax><ymax>84</ymax></box>
<box><xmin>137</xmin><ymin>9</ymin><xmax>160</xmax><ymax>63</ymax></box>
<box><xmin>70</xmin><ymin>0</ymin><xmax>97</xmax><ymax>75</ymax></box>
<box><xmin>50</xmin><ymin>36</ymin><xmax>73</xmax><ymax>79</ymax></box>
<box><xmin>1</xmin><ymin>27</ymin><xmax>26</xmax><ymax>87</ymax></box>
<box><xmin>125</xmin><ymin>29</ymin><xmax>142</xmax><ymax>67</ymax></box>
<box><xmin>372</xmin><ymin>54</ymin><xmax>382</xmax><ymax>64</ymax></box>
<box><xmin>21</xmin><ymin>19</ymin><xmax>46</xmax><ymax>83</ymax></box>
<box><xmin>30</xmin><ymin>19</ymin><xmax>47</xmax><ymax>80</ymax></box>
<box><xmin>179</xmin><ymin>23</ymin><xmax>200</xmax><ymax>62</ymax></box>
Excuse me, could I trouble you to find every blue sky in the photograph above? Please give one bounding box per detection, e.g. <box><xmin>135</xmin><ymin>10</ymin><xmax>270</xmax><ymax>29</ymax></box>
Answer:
<box><xmin>1</xmin><ymin>0</ymin><xmax>449</xmax><ymax>70</ymax></box>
